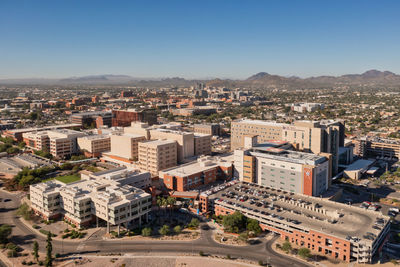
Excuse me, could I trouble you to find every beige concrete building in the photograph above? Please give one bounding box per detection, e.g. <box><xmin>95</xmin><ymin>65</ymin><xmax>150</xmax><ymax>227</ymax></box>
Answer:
<box><xmin>23</xmin><ymin>129</ymin><xmax>86</xmax><ymax>158</ymax></box>
<box><xmin>30</xmin><ymin>169</ymin><xmax>152</xmax><ymax>229</ymax></box>
<box><xmin>194</xmin><ymin>133</ymin><xmax>212</xmax><ymax>156</ymax></box>
<box><xmin>194</xmin><ymin>123</ymin><xmax>221</xmax><ymax>136</ymax></box>
<box><xmin>138</xmin><ymin>139</ymin><xmax>177</xmax><ymax>176</ymax></box>
<box><xmin>110</xmin><ymin>133</ymin><xmax>146</xmax><ymax>161</ymax></box>
<box><xmin>231</xmin><ymin>119</ymin><xmax>345</xmax><ymax>175</ymax></box>
<box><xmin>77</xmin><ymin>134</ymin><xmax>111</xmax><ymax>157</ymax></box>
<box><xmin>149</xmin><ymin>129</ymin><xmax>194</xmax><ymax>163</ymax></box>
<box><xmin>124</xmin><ymin>122</ymin><xmax>151</xmax><ymax>139</ymax></box>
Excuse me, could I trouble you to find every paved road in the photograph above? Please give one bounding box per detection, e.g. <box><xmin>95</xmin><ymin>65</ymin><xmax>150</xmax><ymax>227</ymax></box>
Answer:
<box><xmin>0</xmin><ymin>189</ymin><xmax>311</xmax><ymax>267</ymax></box>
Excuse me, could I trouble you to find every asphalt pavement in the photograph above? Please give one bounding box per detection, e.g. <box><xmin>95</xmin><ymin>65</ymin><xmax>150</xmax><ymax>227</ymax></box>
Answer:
<box><xmin>0</xmin><ymin>189</ymin><xmax>311</xmax><ymax>267</ymax></box>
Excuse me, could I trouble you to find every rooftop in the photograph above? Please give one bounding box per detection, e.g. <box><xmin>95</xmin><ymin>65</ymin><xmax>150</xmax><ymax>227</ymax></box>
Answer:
<box><xmin>160</xmin><ymin>156</ymin><xmax>232</xmax><ymax>177</ymax></box>
<box><xmin>203</xmin><ymin>181</ymin><xmax>389</xmax><ymax>245</ymax></box>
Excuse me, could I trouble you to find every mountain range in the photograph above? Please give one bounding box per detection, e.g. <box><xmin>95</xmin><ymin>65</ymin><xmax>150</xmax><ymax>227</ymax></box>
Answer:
<box><xmin>1</xmin><ymin>70</ymin><xmax>400</xmax><ymax>89</ymax></box>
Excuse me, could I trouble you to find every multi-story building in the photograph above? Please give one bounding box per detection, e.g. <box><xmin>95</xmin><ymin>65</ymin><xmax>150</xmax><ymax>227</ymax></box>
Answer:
<box><xmin>194</xmin><ymin>123</ymin><xmax>221</xmax><ymax>136</ymax></box>
<box><xmin>77</xmin><ymin>134</ymin><xmax>111</xmax><ymax>157</ymax></box>
<box><xmin>81</xmin><ymin>166</ymin><xmax>151</xmax><ymax>190</ymax></box>
<box><xmin>112</xmin><ymin>109</ymin><xmax>157</xmax><ymax>127</ymax></box>
<box><xmin>23</xmin><ymin>129</ymin><xmax>86</xmax><ymax>158</ymax></box>
<box><xmin>23</xmin><ymin>131</ymin><xmax>50</xmax><ymax>151</ymax></box>
<box><xmin>170</xmin><ymin>106</ymin><xmax>217</xmax><ymax>117</ymax></box>
<box><xmin>3</xmin><ymin>123</ymin><xmax>81</xmax><ymax>142</ymax></box>
<box><xmin>354</xmin><ymin>136</ymin><xmax>400</xmax><ymax>160</ymax></box>
<box><xmin>231</xmin><ymin>119</ymin><xmax>344</xmax><ymax>175</ymax></box>
<box><xmin>48</xmin><ymin>130</ymin><xmax>86</xmax><ymax>158</ymax></box>
<box><xmin>149</xmin><ymin>129</ymin><xmax>194</xmax><ymax>163</ymax></box>
<box><xmin>30</xmin><ymin>169</ymin><xmax>152</xmax><ymax>230</ymax></box>
<box><xmin>159</xmin><ymin>155</ymin><xmax>233</xmax><ymax>191</ymax></box>
<box><xmin>70</xmin><ymin>111</ymin><xmax>112</xmax><ymax>128</ymax></box>
<box><xmin>194</xmin><ymin>133</ymin><xmax>212</xmax><ymax>156</ymax></box>
<box><xmin>199</xmin><ymin>181</ymin><xmax>390</xmax><ymax>263</ymax></box>
<box><xmin>234</xmin><ymin>138</ymin><xmax>330</xmax><ymax>196</ymax></box>
<box><xmin>291</xmin><ymin>103</ymin><xmax>325</xmax><ymax>113</ymax></box>
<box><xmin>124</xmin><ymin>122</ymin><xmax>151</xmax><ymax>139</ymax></box>
<box><xmin>108</xmin><ymin>133</ymin><xmax>146</xmax><ymax>162</ymax></box>
<box><xmin>138</xmin><ymin>140</ymin><xmax>177</xmax><ymax>177</ymax></box>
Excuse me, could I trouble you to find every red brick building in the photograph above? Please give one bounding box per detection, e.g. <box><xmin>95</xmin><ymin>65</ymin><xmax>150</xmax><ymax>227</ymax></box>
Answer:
<box><xmin>159</xmin><ymin>156</ymin><xmax>233</xmax><ymax>192</ymax></box>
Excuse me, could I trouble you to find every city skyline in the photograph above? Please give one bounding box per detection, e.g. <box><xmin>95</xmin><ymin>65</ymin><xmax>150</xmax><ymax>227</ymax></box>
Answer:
<box><xmin>1</xmin><ymin>0</ymin><xmax>400</xmax><ymax>79</ymax></box>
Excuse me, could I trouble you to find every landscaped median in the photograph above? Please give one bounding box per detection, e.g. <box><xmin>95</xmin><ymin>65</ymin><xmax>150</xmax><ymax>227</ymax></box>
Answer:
<box><xmin>105</xmin><ymin>218</ymin><xmax>202</xmax><ymax>241</ymax></box>
<box><xmin>211</xmin><ymin>211</ymin><xmax>264</xmax><ymax>246</ymax></box>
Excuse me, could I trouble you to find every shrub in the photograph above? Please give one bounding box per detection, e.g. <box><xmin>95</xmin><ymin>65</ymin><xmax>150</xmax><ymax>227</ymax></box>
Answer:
<box><xmin>298</xmin><ymin>247</ymin><xmax>311</xmax><ymax>259</ymax></box>
<box><xmin>159</xmin><ymin>225</ymin><xmax>170</xmax><ymax>236</ymax></box>
<box><xmin>226</xmin><ymin>254</ymin><xmax>231</xmax><ymax>259</ymax></box>
<box><xmin>199</xmin><ymin>251</ymin><xmax>204</xmax><ymax>256</ymax></box>
<box><xmin>142</xmin><ymin>227</ymin><xmax>152</xmax><ymax>237</ymax></box>
<box><xmin>188</xmin><ymin>218</ymin><xmax>200</xmax><ymax>229</ymax></box>
<box><xmin>258</xmin><ymin>260</ymin><xmax>264</xmax><ymax>266</ymax></box>
<box><xmin>173</xmin><ymin>225</ymin><xmax>182</xmax><ymax>234</ymax></box>
<box><xmin>39</xmin><ymin>229</ymin><xmax>56</xmax><ymax>237</ymax></box>
<box><xmin>22</xmin><ymin>260</ymin><xmax>27</xmax><ymax>265</ymax></box>
<box><xmin>33</xmin><ymin>225</ymin><xmax>41</xmax><ymax>229</ymax></box>
<box><xmin>55</xmin><ymin>253</ymin><xmax>60</xmax><ymax>258</ymax></box>
<box><xmin>281</xmin><ymin>241</ymin><xmax>292</xmax><ymax>253</ymax></box>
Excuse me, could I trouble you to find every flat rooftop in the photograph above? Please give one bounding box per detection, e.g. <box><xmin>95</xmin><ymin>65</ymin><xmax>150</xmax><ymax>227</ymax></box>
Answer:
<box><xmin>140</xmin><ymin>139</ymin><xmax>176</xmax><ymax>146</ymax></box>
<box><xmin>160</xmin><ymin>156</ymin><xmax>232</xmax><ymax>177</ymax></box>
<box><xmin>345</xmin><ymin>159</ymin><xmax>375</xmax><ymax>172</ymax></box>
<box><xmin>78</xmin><ymin>134</ymin><xmax>110</xmax><ymax>140</ymax></box>
<box><xmin>249</xmin><ymin>148</ymin><xmax>327</xmax><ymax>166</ymax></box>
<box><xmin>234</xmin><ymin>119</ymin><xmax>287</xmax><ymax>127</ymax></box>
<box><xmin>203</xmin><ymin>181</ymin><xmax>389</xmax><ymax>246</ymax></box>
<box><xmin>5</xmin><ymin>123</ymin><xmax>81</xmax><ymax>134</ymax></box>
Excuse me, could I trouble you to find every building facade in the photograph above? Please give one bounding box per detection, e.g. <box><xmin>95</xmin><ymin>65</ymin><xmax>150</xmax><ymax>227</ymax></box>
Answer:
<box><xmin>159</xmin><ymin>155</ymin><xmax>233</xmax><ymax>191</ymax></box>
<box><xmin>138</xmin><ymin>140</ymin><xmax>178</xmax><ymax>176</ymax></box>
<box><xmin>109</xmin><ymin>133</ymin><xmax>146</xmax><ymax>161</ymax></box>
<box><xmin>199</xmin><ymin>181</ymin><xmax>390</xmax><ymax>264</ymax></box>
<box><xmin>231</xmin><ymin>119</ymin><xmax>344</xmax><ymax>175</ymax></box>
<box><xmin>234</xmin><ymin>140</ymin><xmax>330</xmax><ymax>196</ymax></box>
<box><xmin>194</xmin><ymin>123</ymin><xmax>221</xmax><ymax>136</ymax></box>
<box><xmin>77</xmin><ymin>134</ymin><xmax>111</xmax><ymax>157</ymax></box>
<box><xmin>30</xmin><ymin>170</ymin><xmax>152</xmax><ymax>229</ymax></box>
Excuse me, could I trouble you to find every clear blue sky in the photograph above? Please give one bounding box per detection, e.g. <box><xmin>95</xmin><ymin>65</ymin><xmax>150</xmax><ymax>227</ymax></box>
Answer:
<box><xmin>0</xmin><ymin>0</ymin><xmax>399</xmax><ymax>79</ymax></box>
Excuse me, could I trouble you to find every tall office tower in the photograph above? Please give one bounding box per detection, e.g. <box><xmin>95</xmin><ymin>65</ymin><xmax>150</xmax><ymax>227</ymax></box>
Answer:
<box><xmin>231</xmin><ymin>119</ymin><xmax>344</xmax><ymax>177</ymax></box>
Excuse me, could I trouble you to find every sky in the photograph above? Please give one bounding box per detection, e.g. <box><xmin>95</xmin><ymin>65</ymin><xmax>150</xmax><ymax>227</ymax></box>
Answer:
<box><xmin>0</xmin><ymin>0</ymin><xmax>400</xmax><ymax>79</ymax></box>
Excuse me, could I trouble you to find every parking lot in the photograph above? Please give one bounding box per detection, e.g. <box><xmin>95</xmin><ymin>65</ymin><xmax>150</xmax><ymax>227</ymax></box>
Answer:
<box><xmin>205</xmin><ymin>181</ymin><xmax>390</xmax><ymax>244</ymax></box>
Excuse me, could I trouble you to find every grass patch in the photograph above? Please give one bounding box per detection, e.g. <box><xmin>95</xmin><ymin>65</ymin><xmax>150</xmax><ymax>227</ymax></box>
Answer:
<box><xmin>44</xmin><ymin>174</ymin><xmax>80</xmax><ymax>184</ymax></box>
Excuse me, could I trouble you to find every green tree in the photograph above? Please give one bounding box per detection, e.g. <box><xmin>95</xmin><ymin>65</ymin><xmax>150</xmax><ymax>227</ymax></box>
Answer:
<box><xmin>33</xmin><ymin>241</ymin><xmax>39</xmax><ymax>262</ymax></box>
<box><xmin>159</xmin><ymin>225</ymin><xmax>170</xmax><ymax>236</ymax></box>
<box><xmin>16</xmin><ymin>203</ymin><xmax>32</xmax><ymax>220</ymax></box>
<box><xmin>246</xmin><ymin>218</ymin><xmax>262</xmax><ymax>235</ymax></box>
<box><xmin>222</xmin><ymin>211</ymin><xmax>246</xmax><ymax>233</ymax></box>
<box><xmin>188</xmin><ymin>218</ymin><xmax>200</xmax><ymax>229</ymax></box>
<box><xmin>0</xmin><ymin>224</ymin><xmax>12</xmax><ymax>244</ymax></box>
<box><xmin>45</xmin><ymin>232</ymin><xmax>53</xmax><ymax>267</ymax></box>
<box><xmin>298</xmin><ymin>247</ymin><xmax>311</xmax><ymax>259</ymax></box>
<box><xmin>281</xmin><ymin>241</ymin><xmax>292</xmax><ymax>253</ymax></box>
<box><xmin>6</xmin><ymin>146</ymin><xmax>20</xmax><ymax>154</ymax></box>
<box><xmin>141</xmin><ymin>227</ymin><xmax>152</xmax><ymax>237</ymax></box>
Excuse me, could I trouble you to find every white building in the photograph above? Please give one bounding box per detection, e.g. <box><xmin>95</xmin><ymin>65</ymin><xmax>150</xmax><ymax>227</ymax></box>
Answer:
<box><xmin>30</xmin><ymin>168</ymin><xmax>152</xmax><ymax>230</ymax></box>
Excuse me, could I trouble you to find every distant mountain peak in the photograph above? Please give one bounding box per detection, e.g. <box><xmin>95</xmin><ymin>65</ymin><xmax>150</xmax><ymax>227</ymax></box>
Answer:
<box><xmin>246</xmin><ymin>72</ymin><xmax>271</xmax><ymax>80</ymax></box>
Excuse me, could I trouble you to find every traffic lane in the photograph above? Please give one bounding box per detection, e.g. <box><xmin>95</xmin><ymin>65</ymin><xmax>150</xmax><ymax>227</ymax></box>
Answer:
<box><xmin>77</xmin><ymin>240</ymin><xmax>310</xmax><ymax>267</ymax></box>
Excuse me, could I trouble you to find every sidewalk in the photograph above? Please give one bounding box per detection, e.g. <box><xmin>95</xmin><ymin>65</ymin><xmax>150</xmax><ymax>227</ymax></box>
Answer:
<box><xmin>19</xmin><ymin>216</ymin><xmax>102</xmax><ymax>243</ymax></box>
<box><xmin>0</xmin><ymin>250</ymin><xmax>13</xmax><ymax>267</ymax></box>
